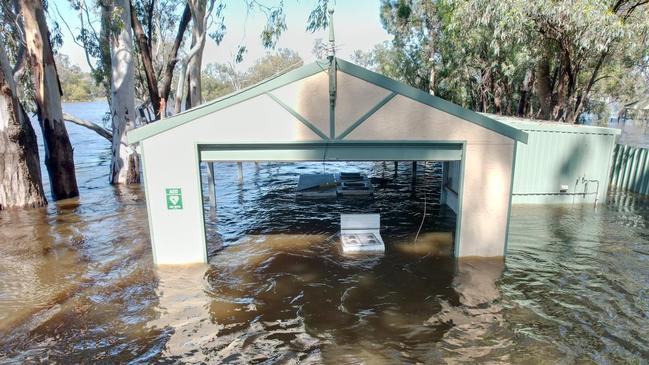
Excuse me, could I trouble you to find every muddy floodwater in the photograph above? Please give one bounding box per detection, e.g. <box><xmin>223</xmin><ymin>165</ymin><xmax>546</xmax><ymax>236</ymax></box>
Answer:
<box><xmin>1</xmin><ymin>102</ymin><xmax>649</xmax><ymax>364</ymax></box>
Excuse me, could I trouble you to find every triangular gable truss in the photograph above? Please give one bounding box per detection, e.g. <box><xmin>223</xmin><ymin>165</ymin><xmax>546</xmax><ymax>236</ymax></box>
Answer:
<box><xmin>128</xmin><ymin>58</ymin><xmax>527</xmax><ymax>144</ymax></box>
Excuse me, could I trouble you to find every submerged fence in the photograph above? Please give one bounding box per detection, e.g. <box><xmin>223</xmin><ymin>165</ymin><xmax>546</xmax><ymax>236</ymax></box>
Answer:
<box><xmin>610</xmin><ymin>144</ymin><xmax>649</xmax><ymax>195</ymax></box>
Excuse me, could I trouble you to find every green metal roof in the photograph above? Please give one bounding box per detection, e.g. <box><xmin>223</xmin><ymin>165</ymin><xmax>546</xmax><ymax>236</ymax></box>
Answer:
<box><xmin>485</xmin><ymin>113</ymin><xmax>621</xmax><ymax>136</ymax></box>
<box><xmin>128</xmin><ymin>58</ymin><xmax>528</xmax><ymax>144</ymax></box>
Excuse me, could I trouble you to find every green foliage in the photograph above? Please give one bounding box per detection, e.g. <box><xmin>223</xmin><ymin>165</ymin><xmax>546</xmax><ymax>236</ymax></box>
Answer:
<box><xmin>55</xmin><ymin>54</ymin><xmax>104</xmax><ymax>102</ymax></box>
<box><xmin>306</xmin><ymin>0</ymin><xmax>329</xmax><ymax>32</ymax></box>
<box><xmin>244</xmin><ymin>48</ymin><xmax>303</xmax><ymax>85</ymax></box>
<box><xmin>0</xmin><ymin>1</ymin><xmax>35</xmax><ymax>111</ymax></box>
<box><xmin>202</xmin><ymin>48</ymin><xmax>303</xmax><ymax>101</ymax></box>
<box><xmin>350</xmin><ymin>42</ymin><xmax>408</xmax><ymax>83</ymax></box>
<box><xmin>379</xmin><ymin>0</ymin><xmax>439</xmax><ymax>93</ymax></box>
<box><xmin>373</xmin><ymin>0</ymin><xmax>649</xmax><ymax>122</ymax></box>
<box><xmin>201</xmin><ymin>63</ymin><xmax>236</xmax><ymax>102</ymax></box>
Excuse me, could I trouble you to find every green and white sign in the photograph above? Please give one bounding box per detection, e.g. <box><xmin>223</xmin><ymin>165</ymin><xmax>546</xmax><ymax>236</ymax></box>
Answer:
<box><xmin>165</xmin><ymin>188</ymin><xmax>183</xmax><ymax>210</ymax></box>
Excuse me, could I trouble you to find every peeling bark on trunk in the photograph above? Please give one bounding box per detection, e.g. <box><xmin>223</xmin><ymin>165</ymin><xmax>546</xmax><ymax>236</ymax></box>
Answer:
<box><xmin>21</xmin><ymin>0</ymin><xmax>79</xmax><ymax>200</ymax></box>
<box><xmin>0</xmin><ymin>47</ymin><xmax>47</xmax><ymax>210</ymax></box>
<box><xmin>107</xmin><ymin>0</ymin><xmax>140</xmax><ymax>184</ymax></box>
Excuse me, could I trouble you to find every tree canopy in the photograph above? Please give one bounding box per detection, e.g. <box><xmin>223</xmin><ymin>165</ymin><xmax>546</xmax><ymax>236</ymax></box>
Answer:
<box><xmin>202</xmin><ymin>48</ymin><xmax>303</xmax><ymax>102</ymax></box>
<box><xmin>372</xmin><ymin>0</ymin><xmax>649</xmax><ymax>123</ymax></box>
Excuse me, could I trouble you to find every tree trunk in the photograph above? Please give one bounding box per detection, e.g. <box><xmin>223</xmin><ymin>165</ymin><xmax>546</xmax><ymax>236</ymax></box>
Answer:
<box><xmin>186</xmin><ymin>0</ymin><xmax>207</xmax><ymax>108</ymax></box>
<box><xmin>159</xmin><ymin>3</ymin><xmax>191</xmax><ymax>114</ymax></box>
<box><xmin>107</xmin><ymin>0</ymin><xmax>140</xmax><ymax>184</ymax></box>
<box><xmin>0</xmin><ymin>47</ymin><xmax>47</xmax><ymax>210</ymax></box>
<box><xmin>517</xmin><ymin>69</ymin><xmax>533</xmax><ymax>117</ymax></box>
<box><xmin>173</xmin><ymin>0</ymin><xmax>212</xmax><ymax>114</ymax></box>
<box><xmin>427</xmin><ymin>49</ymin><xmax>435</xmax><ymax>96</ymax></box>
<box><xmin>493</xmin><ymin>82</ymin><xmax>502</xmax><ymax>115</ymax></box>
<box><xmin>571</xmin><ymin>50</ymin><xmax>609</xmax><ymax>124</ymax></box>
<box><xmin>21</xmin><ymin>0</ymin><xmax>79</xmax><ymax>200</ymax></box>
<box><xmin>535</xmin><ymin>51</ymin><xmax>553</xmax><ymax>120</ymax></box>
<box><xmin>130</xmin><ymin>1</ymin><xmax>160</xmax><ymax>120</ymax></box>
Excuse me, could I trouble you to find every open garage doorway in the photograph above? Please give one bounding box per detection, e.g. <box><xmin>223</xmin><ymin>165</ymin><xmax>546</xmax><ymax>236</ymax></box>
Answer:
<box><xmin>129</xmin><ymin>58</ymin><xmax>524</xmax><ymax>264</ymax></box>
<box><xmin>198</xmin><ymin>154</ymin><xmax>461</xmax><ymax>260</ymax></box>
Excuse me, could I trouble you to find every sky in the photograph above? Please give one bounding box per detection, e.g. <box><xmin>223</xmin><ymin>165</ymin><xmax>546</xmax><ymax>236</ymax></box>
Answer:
<box><xmin>52</xmin><ymin>0</ymin><xmax>392</xmax><ymax>73</ymax></box>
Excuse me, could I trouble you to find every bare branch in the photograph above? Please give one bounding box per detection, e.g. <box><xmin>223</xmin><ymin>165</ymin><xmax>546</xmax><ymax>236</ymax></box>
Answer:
<box><xmin>63</xmin><ymin>112</ymin><xmax>112</xmax><ymax>141</ymax></box>
<box><xmin>80</xmin><ymin>0</ymin><xmax>101</xmax><ymax>43</ymax></box>
<box><xmin>53</xmin><ymin>1</ymin><xmax>97</xmax><ymax>74</ymax></box>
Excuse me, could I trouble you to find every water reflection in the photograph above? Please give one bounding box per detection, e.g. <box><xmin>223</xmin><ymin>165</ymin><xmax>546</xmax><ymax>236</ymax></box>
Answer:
<box><xmin>150</xmin><ymin>264</ymin><xmax>216</xmax><ymax>363</ymax></box>
<box><xmin>1</xmin><ymin>103</ymin><xmax>649</xmax><ymax>362</ymax></box>
<box><xmin>430</xmin><ymin>258</ymin><xmax>509</xmax><ymax>362</ymax></box>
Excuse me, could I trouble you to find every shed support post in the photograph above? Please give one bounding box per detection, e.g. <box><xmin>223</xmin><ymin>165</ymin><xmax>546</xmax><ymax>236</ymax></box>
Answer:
<box><xmin>441</xmin><ymin>161</ymin><xmax>449</xmax><ymax>205</ymax></box>
<box><xmin>237</xmin><ymin>162</ymin><xmax>243</xmax><ymax>183</ymax></box>
<box><xmin>207</xmin><ymin>162</ymin><xmax>216</xmax><ymax>208</ymax></box>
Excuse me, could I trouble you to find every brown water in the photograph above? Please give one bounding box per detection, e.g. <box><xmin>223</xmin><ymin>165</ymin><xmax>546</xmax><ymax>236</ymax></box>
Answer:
<box><xmin>1</xmin><ymin>102</ymin><xmax>649</xmax><ymax>363</ymax></box>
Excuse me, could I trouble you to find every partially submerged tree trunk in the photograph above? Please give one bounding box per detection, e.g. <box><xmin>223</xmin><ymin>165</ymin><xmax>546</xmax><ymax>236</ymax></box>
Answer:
<box><xmin>0</xmin><ymin>47</ymin><xmax>47</xmax><ymax>210</ymax></box>
<box><xmin>21</xmin><ymin>0</ymin><xmax>79</xmax><ymax>200</ymax></box>
<box><xmin>107</xmin><ymin>0</ymin><xmax>140</xmax><ymax>184</ymax></box>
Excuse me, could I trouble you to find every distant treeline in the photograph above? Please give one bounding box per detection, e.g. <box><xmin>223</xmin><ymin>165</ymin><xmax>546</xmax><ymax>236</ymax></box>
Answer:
<box><xmin>56</xmin><ymin>54</ymin><xmax>104</xmax><ymax>102</ymax></box>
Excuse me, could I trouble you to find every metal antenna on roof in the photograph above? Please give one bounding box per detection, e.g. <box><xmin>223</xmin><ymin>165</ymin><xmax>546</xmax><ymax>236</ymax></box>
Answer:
<box><xmin>327</xmin><ymin>4</ymin><xmax>337</xmax><ymax>140</ymax></box>
<box><xmin>327</xmin><ymin>5</ymin><xmax>336</xmax><ymax>60</ymax></box>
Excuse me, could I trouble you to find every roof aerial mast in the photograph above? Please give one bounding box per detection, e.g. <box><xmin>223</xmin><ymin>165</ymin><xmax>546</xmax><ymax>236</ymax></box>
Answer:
<box><xmin>328</xmin><ymin>4</ymin><xmax>337</xmax><ymax>138</ymax></box>
<box><xmin>328</xmin><ymin>5</ymin><xmax>336</xmax><ymax>61</ymax></box>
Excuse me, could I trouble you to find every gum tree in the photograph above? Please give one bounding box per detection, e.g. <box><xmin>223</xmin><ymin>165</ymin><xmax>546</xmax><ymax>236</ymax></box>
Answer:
<box><xmin>105</xmin><ymin>0</ymin><xmax>140</xmax><ymax>184</ymax></box>
<box><xmin>21</xmin><ymin>0</ymin><xmax>79</xmax><ymax>198</ymax></box>
<box><xmin>0</xmin><ymin>45</ymin><xmax>47</xmax><ymax>209</ymax></box>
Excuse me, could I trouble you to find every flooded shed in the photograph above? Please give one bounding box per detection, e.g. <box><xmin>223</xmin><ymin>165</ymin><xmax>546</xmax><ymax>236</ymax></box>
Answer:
<box><xmin>491</xmin><ymin>116</ymin><xmax>620</xmax><ymax>205</ymax></box>
<box><xmin>127</xmin><ymin>58</ymin><xmax>527</xmax><ymax>265</ymax></box>
<box><xmin>444</xmin><ymin>116</ymin><xmax>620</xmax><ymax>206</ymax></box>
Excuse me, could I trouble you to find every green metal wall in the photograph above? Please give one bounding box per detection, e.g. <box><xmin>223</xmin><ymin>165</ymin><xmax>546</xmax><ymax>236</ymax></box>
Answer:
<box><xmin>491</xmin><ymin>117</ymin><xmax>620</xmax><ymax>204</ymax></box>
<box><xmin>610</xmin><ymin>144</ymin><xmax>649</xmax><ymax>195</ymax></box>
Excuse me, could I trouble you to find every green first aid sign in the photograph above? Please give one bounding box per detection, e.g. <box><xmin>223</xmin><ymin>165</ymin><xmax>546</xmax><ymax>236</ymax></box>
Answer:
<box><xmin>165</xmin><ymin>188</ymin><xmax>183</xmax><ymax>210</ymax></box>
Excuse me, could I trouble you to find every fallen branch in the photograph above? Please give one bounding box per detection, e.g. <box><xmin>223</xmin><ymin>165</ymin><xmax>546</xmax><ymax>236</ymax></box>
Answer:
<box><xmin>63</xmin><ymin>112</ymin><xmax>112</xmax><ymax>141</ymax></box>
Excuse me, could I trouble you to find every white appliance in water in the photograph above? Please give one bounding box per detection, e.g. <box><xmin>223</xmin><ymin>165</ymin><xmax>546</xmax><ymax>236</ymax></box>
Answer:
<box><xmin>340</xmin><ymin>214</ymin><xmax>385</xmax><ymax>253</ymax></box>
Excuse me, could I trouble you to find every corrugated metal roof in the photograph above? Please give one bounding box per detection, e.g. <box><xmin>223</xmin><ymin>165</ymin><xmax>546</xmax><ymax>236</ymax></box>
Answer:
<box><xmin>484</xmin><ymin>114</ymin><xmax>621</xmax><ymax>136</ymax></box>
